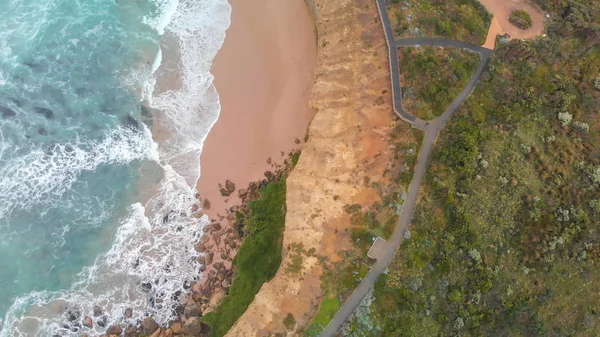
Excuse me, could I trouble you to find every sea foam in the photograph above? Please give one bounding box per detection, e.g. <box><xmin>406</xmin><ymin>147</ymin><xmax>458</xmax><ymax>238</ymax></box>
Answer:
<box><xmin>0</xmin><ymin>0</ymin><xmax>231</xmax><ymax>335</ymax></box>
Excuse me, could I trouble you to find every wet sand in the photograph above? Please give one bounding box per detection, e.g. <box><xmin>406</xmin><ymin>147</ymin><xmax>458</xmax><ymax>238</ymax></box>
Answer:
<box><xmin>196</xmin><ymin>0</ymin><xmax>317</xmax><ymax>218</ymax></box>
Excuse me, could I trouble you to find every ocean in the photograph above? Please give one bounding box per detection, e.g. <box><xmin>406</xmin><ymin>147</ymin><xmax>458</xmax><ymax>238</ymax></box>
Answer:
<box><xmin>0</xmin><ymin>0</ymin><xmax>230</xmax><ymax>335</ymax></box>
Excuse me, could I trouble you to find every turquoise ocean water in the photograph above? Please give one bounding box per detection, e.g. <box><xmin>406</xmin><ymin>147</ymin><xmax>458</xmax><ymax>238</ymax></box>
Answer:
<box><xmin>0</xmin><ymin>0</ymin><xmax>230</xmax><ymax>335</ymax></box>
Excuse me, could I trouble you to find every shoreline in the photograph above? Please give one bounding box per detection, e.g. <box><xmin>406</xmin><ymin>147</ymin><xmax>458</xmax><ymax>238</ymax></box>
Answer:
<box><xmin>184</xmin><ymin>0</ymin><xmax>318</xmax><ymax>322</ymax></box>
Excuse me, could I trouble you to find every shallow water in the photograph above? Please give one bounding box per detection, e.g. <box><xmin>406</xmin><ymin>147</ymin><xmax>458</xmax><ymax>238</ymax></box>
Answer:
<box><xmin>0</xmin><ymin>0</ymin><xmax>230</xmax><ymax>335</ymax></box>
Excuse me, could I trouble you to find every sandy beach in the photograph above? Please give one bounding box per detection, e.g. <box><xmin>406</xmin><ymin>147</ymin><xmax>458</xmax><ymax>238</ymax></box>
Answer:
<box><xmin>196</xmin><ymin>0</ymin><xmax>317</xmax><ymax>218</ymax></box>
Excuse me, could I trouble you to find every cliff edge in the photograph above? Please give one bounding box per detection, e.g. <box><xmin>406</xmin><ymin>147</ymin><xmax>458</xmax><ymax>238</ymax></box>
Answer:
<box><xmin>226</xmin><ymin>0</ymin><xmax>397</xmax><ymax>335</ymax></box>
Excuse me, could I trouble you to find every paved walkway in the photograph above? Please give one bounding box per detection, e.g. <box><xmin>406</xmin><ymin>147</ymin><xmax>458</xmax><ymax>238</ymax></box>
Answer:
<box><xmin>319</xmin><ymin>0</ymin><xmax>493</xmax><ymax>336</ymax></box>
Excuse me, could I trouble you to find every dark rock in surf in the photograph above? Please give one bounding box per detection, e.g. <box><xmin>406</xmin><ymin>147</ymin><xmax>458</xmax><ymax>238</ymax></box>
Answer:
<box><xmin>83</xmin><ymin>316</ymin><xmax>93</xmax><ymax>328</ymax></box>
<box><xmin>140</xmin><ymin>105</ymin><xmax>152</xmax><ymax>117</ymax></box>
<box><xmin>0</xmin><ymin>106</ymin><xmax>16</xmax><ymax>118</ymax></box>
<box><xmin>34</xmin><ymin>107</ymin><xmax>54</xmax><ymax>119</ymax></box>
<box><xmin>93</xmin><ymin>306</ymin><xmax>103</xmax><ymax>317</ymax></box>
<box><xmin>10</xmin><ymin>97</ymin><xmax>23</xmax><ymax>108</ymax></box>
<box><xmin>124</xmin><ymin>308</ymin><xmax>133</xmax><ymax>318</ymax></box>
<box><xmin>141</xmin><ymin>282</ymin><xmax>153</xmax><ymax>293</ymax></box>
<box><xmin>123</xmin><ymin>114</ymin><xmax>141</xmax><ymax>130</ymax></box>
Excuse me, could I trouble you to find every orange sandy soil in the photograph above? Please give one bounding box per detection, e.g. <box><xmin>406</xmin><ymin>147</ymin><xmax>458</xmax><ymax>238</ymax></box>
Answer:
<box><xmin>224</xmin><ymin>0</ymin><xmax>408</xmax><ymax>334</ymax></box>
<box><xmin>479</xmin><ymin>0</ymin><xmax>545</xmax><ymax>48</ymax></box>
<box><xmin>195</xmin><ymin>0</ymin><xmax>317</xmax><ymax>220</ymax></box>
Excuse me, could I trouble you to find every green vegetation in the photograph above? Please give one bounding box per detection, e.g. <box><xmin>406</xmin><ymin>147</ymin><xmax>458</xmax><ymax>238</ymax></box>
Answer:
<box><xmin>286</xmin><ymin>243</ymin><xmax>304</xmax><ymax>274</ymax></box>
<box><xmin>305</xmin><ymin>296</ymin><xmax>342</xmax><ymax>336</ymax></box>
<box><xmin>284</xmin><ymin>313</ymin><xmax>297</xmax><ymax>330</ymax></box>
<box><xmin>399</xmin><ymin>46</ymin><xmax>481</xmax><ymax>120</ymax></box>
<box><xmin>304</xmin><ymin>120</ymin><xmax>423</xmax><ymax>335</ymax></box>
<box><xmin>350</xmin><ymin>1</ymin><xmax>600</xmax><ymax>335</ymax></box>
<box><xmin>202</xmin><ymin>179</ymin><xmax>287</xmax><ymax>336</ymax></box>
<box><xmin>389</xmin><ymin>0</ymin><xmax>492</xmax><ymax>45</ymax></box>
<box><xmin>509</xmin><ymin>9</ymin><xmax>533</xmax><ymax>29</ymax></box>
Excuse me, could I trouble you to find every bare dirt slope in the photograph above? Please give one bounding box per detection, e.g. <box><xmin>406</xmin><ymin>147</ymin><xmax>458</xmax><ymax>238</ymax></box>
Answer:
<box><xmin>478</xmin><ymin>0</ymin><xmax>545</xmax><ymax>39</ymax></box>
<box><xmin>225</xmin><ymin>0</ymin><xmax>398</xmax><ymax>335</ymax></box>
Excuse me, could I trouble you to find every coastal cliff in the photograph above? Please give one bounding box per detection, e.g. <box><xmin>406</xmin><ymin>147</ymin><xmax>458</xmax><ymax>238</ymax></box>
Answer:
<box><xmin>226</xmin><ymin>0</ymin><xmax>399</xmax><ymax>335</ymax></box>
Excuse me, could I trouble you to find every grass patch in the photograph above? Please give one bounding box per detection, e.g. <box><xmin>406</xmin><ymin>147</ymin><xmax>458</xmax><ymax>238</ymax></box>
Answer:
<box><xmin>290</xmin><ymin>151</ymin><xmax>301</xmax><ymax>167</ymax></box>
<box><xmin>389</xmin><ymin>0</ymin><xmax>492</xmax><ymax>45</ymax></box>
<box><xmin>399</xmin><ymin>46</ymin><xmax>481</xmax><ymax>120</ymax></box>
<box><xmin>304</xmin><ymin>295</ymin><xmax>341</xmax><ymax>336</ymax></box>
<box><xmin>283</xmin><ymin>313</ymin><xmax>296</xmax><ymax>330</ymax></box>
<box><xmin>201</xmin><ymin>179</ymin><xmax>287</xmax><ymax>336</ymax></box>
<box><xmin>509</xmin><ymin>9</ymin><xmax>533</xmax><ymax>29</ymax></box>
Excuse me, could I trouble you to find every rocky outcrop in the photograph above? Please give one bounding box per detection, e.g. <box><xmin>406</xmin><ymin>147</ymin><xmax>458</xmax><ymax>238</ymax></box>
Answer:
<box><xmin>226</xmin><ymin>0</ymin><xmax>397</xmax><ymax>335</ymax></box>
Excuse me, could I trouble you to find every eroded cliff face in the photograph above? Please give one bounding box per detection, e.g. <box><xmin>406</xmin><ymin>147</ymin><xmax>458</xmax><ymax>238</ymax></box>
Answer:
<box><xmin>226</xmin><ymin>0</ymin><xmax>397</xmax><ymax>335</ymax></box>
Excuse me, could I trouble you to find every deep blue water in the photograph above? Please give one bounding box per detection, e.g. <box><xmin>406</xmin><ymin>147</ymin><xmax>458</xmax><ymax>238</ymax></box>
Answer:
<box><xmin>0</xmin><ymin>0</ymin><xmax>231</xmax><ymax>335</ymax></box>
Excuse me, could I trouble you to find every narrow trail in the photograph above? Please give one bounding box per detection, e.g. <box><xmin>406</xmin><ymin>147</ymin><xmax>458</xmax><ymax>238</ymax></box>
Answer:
<box><xmin>319</xmin><ymin>0</ymin><xmax>493</xmax><ymax>335</ymax></box>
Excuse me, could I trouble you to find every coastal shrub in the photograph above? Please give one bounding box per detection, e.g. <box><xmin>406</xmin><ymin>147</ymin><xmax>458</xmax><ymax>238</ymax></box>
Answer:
<box><xmin>363</xmin><ymin>5</ymin><xmax>600</xmax><ymax>333</ymax></box>
<box><xmin>201</xmin><ymin>179</ymin><xmax>287</xmax><ymax>336</ymax></box>
<box><xmin>509</xmin><ymin>9</ymin><xmax>533</xmax><ymax>29</ymax></box>
<box><xmin>390</xmin><ymin>0</ymin><xmax>492</xmax><ymax>44</ymax></box>
<box><xmin>398</xmin><ymin>46</ymin><xmax>481</xmax><ymax>120</ymax></box>
<box><xmin>284</xmin><ymin>313</ymin><xmax>296</xmax><ymax>330</ymax></box>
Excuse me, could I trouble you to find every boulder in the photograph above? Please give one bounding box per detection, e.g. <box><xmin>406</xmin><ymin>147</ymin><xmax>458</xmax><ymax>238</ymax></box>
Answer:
<box><xmin>205</xmin><ymin>252</ymin><xmax>214</xmax><ymax>265</ymax></box>
<box><xmin>194</xmin><ymin>242</ymin><xmax>205</xmax><ymax>253</ymax></box>
<box><xmin>184</xmin><ymin>301</ymin><xmax>202</xmax><ymax>318</ymax></box>
<box><xmin>149</xmin><ymin>328</ymin><xmax>161</xmax><ymax>337</ymax></box>
<box><xmin>163</xmin><ymin>328</ymin><xmax>173</xmax><ymax>337</ymax></box>
<box><xmin>221</xmin><ymin>279</ymin><xmax>231</xmax><ymax>289</ymax></box>
<box><xmin>182</xmin><ymin>317</ymin><xmax>203</xmax><ymax>335</ymax></box>
<box><xmin>142</xmin><ymin>317</ymin><xmax>159</xmax><ymax>335</ymax></box>
<box><xmin>170</xmin><ymin>322</ymin><xmax>182</xmax><ymax>334</ymax></box>
<box><xmin>210</xmin><ymin>222</ymin><xmax>222</xmax><ymax>231</ymax></box>
<box><xmin>237</xmin><ymin>189</ymin><xmax>248</xmax><ymax>198</ymax></box>
<box><xmin>83</xmin><ymin>316</ymin><xmax>93</xmax><ymax>328</ymax></box>
<box><xmin>213</xmin><ymin>262</ymin><xmax>224</xmax><ymax>271</ymax></box>
<box><xmin>294</xmin><ymin>138</ymin><xmax>301</xmax><ymax>144</ymax></box>
<box><xmin>93</xmin><ymin>306</ymin><xmax>103</xmax><ymax>317</ymax></box>
<box><xmin>124</xmin><ymin>308</ymin><xmax>133</xmax><ymax>319</ymax></box>
<box><xmin>264</xmin><ymin>171</ymin><xmax>274</xmax><ymax>180</ymax></box>
<box><xmin>106</xmin><ymin>325</ymin><xmax>123</xmax><ymax>335</ymax></box>
<box><xmin>202</xmin><ymin>198</ymin><xmax>211</xmax><ymax>210</ymax></box>
<box><xmin>225</xmin><ymin>180</ymin><xmax>235</xmax><ymax>193</ymax></box>
<box><xmin>124</xmin><ymin>325</ymin><xmax>138</xmax><ymax>337</ymax></box>
<box><xmin>219</xmin><ymin>188</ymin><xmax>231</xmax><ymax>197</ymax></box>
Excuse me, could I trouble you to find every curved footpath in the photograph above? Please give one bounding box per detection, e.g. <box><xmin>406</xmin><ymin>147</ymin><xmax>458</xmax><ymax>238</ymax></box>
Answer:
<box><xmin>319</xmin><ymin>0</ymin><xmax>493</xmax><ymax>335</ymax></box>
